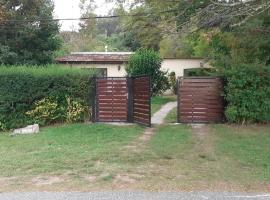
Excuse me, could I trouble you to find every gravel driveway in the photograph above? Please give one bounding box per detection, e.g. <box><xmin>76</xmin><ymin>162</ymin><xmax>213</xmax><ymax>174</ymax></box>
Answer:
<box><xmin>0</xmin><ymin>192</ymin><xmax>269</xmax><ymax>200</ymax></box>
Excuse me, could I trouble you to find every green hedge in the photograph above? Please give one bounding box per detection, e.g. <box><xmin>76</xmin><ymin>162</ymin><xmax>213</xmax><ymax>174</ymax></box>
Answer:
<box><xmin>224</xmin><ymin>64</ymin><xmax>270</xmax><ymax>123</ymax></box>
<box><xmin>0</xmin><ymin>66</ymin><xmax>95</xmax><ymax>130</ymax></box>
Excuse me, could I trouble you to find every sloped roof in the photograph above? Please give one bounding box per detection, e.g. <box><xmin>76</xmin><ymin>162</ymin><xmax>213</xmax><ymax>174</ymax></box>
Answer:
<box><xmin>56</xmin><ymin>52</ymin><xmax>133</xmax><ymax>63</ymax></box>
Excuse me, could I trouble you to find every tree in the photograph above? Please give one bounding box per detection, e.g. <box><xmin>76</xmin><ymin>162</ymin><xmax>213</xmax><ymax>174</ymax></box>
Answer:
<box><xmin>126</xmin><ymin>49</ymin><xmax>170</xmax><ymax>95</ymax></box>
<box><xmin>0</xmin><ymin>0</ymin><xmax>61</xmax><ymax>65</ymax></box>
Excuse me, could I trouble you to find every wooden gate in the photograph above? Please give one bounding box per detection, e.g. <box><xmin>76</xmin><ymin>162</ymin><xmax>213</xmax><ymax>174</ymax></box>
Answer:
<box><xmin>94</xmin><ymin>77</ymin><xmax>128</xmax><ymax>122</ymax></box>
<box><xmin>132</xmin><ymin>76</ymin><xmax>151</xmax><ymax>126</ymax></box>
<box><xmin>93</xmin><ymin>76</ymin><xmax>151</xmax><ymax>126</ymax></box>
<box><xmin>177</xmin><ymin>77</ymin><xmax>224</xmax><ymax>123</ymax></box>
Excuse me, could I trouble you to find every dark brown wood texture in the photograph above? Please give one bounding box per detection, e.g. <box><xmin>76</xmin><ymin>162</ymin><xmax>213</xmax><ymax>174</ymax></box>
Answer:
<box><xmin>178</xmin><ymin>77</ymin><xmax>224</xmax><ymax>123</ymax></box>
<box><xmin>96</xmin><ymin>78</ymin><xmax>128</xmax><ymax>122</ymax></box>
<box><xmin>133</xmin><ymin>76</ymin><xmax>151</xmax><ymax>126</ymax></box>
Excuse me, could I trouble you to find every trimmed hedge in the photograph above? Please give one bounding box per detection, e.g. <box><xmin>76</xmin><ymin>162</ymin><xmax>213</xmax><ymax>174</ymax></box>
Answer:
<box><xmin>224</xmin><ymin>64</ymin><xmax>270</xmax><ymax>123</ymax></box>
<box><xmin>0</xmin><ymin>66</ymin><xmax>95</xmax><ymax>130</ymax></box>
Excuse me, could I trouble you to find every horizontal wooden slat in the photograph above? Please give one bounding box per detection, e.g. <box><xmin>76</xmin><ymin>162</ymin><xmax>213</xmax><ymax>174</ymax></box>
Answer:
<box><xmin>133</xmin><ymin>87</ymin><xmax>150</xmax><ymax>92</ymax></box>
<box><xmin>99</xmin><ymin>106</ymin><xmax>127</xmax><ymax>112</ymax></box>
<box><xmin>98</xmin><ymin>99</ymin><xmax>127</xmax><ymax>103</ymax></box>
<box><xmin>133</xmin><ymin>80</ymin><xmax>150</xmax><ymax>85</ymax></box>
<box><xmin>134</xmin><ymin>117</ymin><xmax>150</xmax><ymax>124</ymax></box>
<box><xmin>97</xmin><ymin>80</ymin><xmax>127</xmax><ymax>84</ymax></box>
<box><xmin>98</xmin><ymin>115</ymin><xmax>127</xmax><ymax>119</ymax></box>
<box><xmin>134</xmin><ymin>111</ymin><xmax>149</xmax><ymax>118</ymax></box>
<box><xmin>180</xmin><ymin>78</ymin><xmax>221</xmax><ymax>82</ymax></box>
<box><xmin>133</xmin><ymin>104</ymin><xmax>150</xmax><ymax>110</ymax></box>
<box><xmin>134</xmin><ymin>108</ymin><xmax>149</xmax><ymax>114</ymax></box>
<box><xmin>133</xmin><ymin>96</ymin><xmax>150</xmax><ymax>101</ymax></box>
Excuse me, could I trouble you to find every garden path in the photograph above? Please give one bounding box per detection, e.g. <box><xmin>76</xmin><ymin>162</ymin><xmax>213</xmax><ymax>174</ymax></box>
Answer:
<box><xmin>151</xmin><ymin>102</ymin><xmax>177</xmax><ymax>125</ymax></box>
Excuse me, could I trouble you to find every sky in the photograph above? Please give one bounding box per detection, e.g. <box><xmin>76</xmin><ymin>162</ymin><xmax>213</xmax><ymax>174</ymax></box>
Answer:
<box><xmin>53</xmin><ymin>0</ymin><xmax>115</xmax><ymax>31</ymax></box>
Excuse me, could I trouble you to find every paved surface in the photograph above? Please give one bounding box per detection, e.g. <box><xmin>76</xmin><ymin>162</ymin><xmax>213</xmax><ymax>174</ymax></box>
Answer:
<box><xmin>152</xmin><ymin>102</ymin><xmax>177</xmax><ymax>125</ymax></box>
<box><xmin>0</xmin><ymin>192</ymin><xmax>269</xmax><ymax>200</ymax></box>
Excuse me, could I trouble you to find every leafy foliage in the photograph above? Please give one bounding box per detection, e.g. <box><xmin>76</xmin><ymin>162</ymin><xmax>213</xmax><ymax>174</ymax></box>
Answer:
<box><xmin>26</xmin><ymin>97</ymin><xmax>65</xmax><ymax>126</ymax></box>
<box><xmin>66</xmin><ymin>97</ymin><xmax>87</xmax><ymax>123</ymax></box>
<box><xmin>126</xmin><ymin>49</ymin><xmax>170</xmax><ymax>96</ymax></box>
<box><xmin>0</xmin><ymin>0</ymin><xmax>61</xmax><ymax>65</ymax></box>
<box><xmin>26</xmin><ymin>96</ymin><xmax>87</xmax><ymax>126</ymax></box>
<box><xmin>224</xmin><ymin>65</ymin><xmax>270</xmax><ymax>123</ymax></box>
<box><xmin>0</xmin><ymin>66</ymin><xmax>95</xmax><ymax>130</ymax></box>
<box><xmin>168</xmin><ymin>72</ymin><xmax>177</xmax><ymax>95</ymax></box>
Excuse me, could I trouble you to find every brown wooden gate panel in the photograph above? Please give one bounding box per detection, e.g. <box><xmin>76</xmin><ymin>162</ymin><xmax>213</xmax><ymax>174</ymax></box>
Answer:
<box><xmin>96</xmin><ymin>77</ymin><xmax>128</xmax><ymax>122</ymax></box>
<box><xmin>93</xmin><ymin>76</ymin><xmax>151</xmax><ymax>126</ymax></box>
<box><xmin>132</xmin><ymin>76</ymin><xmax>151</xmax><ymax>126</ymax></box>
<box><xmin>178</xmin><ymin>77</ymin><xmax>224</xmax><ymax>123</ymax></box>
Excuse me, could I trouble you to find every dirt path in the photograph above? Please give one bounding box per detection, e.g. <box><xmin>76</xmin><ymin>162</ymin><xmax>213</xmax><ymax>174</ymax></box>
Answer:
<box><xmin>124</xmin><ymin>102</ymin><xmax>177</xmax><ymax>151</ymax></box>
<box><xmin>190</xmin><ymin>123</ymin><xmax>217</xmax><ymax>161</ymax></box>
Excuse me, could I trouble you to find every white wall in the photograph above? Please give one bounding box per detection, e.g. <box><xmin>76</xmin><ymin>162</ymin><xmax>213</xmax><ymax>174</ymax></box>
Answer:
<box><xmin>67</xmin><ymin>59</ymin><xmax>208</xmax><ymax>77</ymax></box>
<box><xmin>69</xmin><ymin>63</ymin><xmax>127</xmax><ymax>77</ymax></box>
<box><xmin>161</xmin><ymin>59</ymin><xmax>205</xmax><ymax>78</ymax></box>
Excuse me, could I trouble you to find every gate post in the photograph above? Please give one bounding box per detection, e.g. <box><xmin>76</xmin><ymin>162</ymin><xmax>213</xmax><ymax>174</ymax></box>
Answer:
<box><xmin>91</xmin><ymin>76</ymin><xmax>97</xmax><ymax>123</ymax></box>
<box><xmin>127</xmin><ymin>76</ymin><xmax>134</xmax><ymax>123</ymax></box>
<box><xmin>177</xmin><ymin>78</ymin><xmax>180</xmax><ymax>123</ymax></box>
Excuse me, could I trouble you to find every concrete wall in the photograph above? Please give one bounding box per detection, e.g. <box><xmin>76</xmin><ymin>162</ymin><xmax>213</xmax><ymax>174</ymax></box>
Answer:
<box><xmin>68</xmin><ymin>63</ymin><xmax>127</xmax><ymax>77</ymax></box>
<box><xmin>67</xmin><ymin>59</ymin><xmax>207</xmax><ymax>77</ymax></box>
<box><xmin>162</xmin><ymin>59</ymin><xmax>206</xmax><ymax>78</ymax></box>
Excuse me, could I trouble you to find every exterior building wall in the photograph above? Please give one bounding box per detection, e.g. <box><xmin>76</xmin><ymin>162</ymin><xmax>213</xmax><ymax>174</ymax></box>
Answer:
<box><xmin>68</xmin><ymin>63</ymin><xmax>127</xmax><ymax>77</ymax></box>
<box><xmin>66</xmin><ymin>59</ymin><xmax>208</xmax><ymax>77</ymax></box>
<box><xmin>161</xmin><ymin>59</ymin><xmax>205</xmax><ymax>78</ymax></box>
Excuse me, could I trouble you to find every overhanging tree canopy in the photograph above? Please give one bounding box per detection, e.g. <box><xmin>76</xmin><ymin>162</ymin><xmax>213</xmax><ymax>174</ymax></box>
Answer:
<box><xmin>0</xmin><ymin>0</ymin><xmax>60</xmax><ymax>65</ymax></box>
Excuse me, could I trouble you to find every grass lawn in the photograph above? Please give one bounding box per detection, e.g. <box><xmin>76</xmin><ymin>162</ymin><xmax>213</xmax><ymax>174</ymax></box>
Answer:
<box><xmin>151</xmin><ymin>95</ymin><xmax>177</xmax><ymax>116</ymax></box>
<box><xmin>214</xmin><ymin>124</ymin><xmax>270</xmax><ymax>182</ymax></box>
<box><xmin>0</xmin><ymin>124</ymin><xmax>144</xmax><ymax>177</ymax></box>
<box><xmin>129</xmin><ymin>124</ymin><xmax>270</xmax><ymax>191</ymax></box>
<box><xmin>164</xmin><ymin>108</ymin><xmax>177</xmax><ymax>123</ymax></box>
<box><xmin>0</xmin><ymin>121</ymin><xmax>269</xmax><ymax>192</ymax></box>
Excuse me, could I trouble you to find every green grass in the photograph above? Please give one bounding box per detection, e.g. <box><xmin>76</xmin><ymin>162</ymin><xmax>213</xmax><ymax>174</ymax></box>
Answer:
<box><xmin>0</xmin><ymin>123</ymin><xmax>144</xmax><ymax>177</ymax></box>
<box><xmin>149</xmin><ymin>125</ymin><xmax>192</xmax><ymax>159</ymax></box>
<box><xmin>213</xmin><ymin>124</ymin><xmax>270</xmax><ymax>181</ymax></box>
<box><xmin>164</xmin><ymin>108</ymin><xmax>178</xmax><ymax>123</ymax></box>
<box><xmin>151</xmin><ymin>96</ymin><xmax>177</xmax><ymax>116</ymax></box>
<box><xmin>1</xmin><ymin>122</ymin><xmax>270</xmax><ymax>191</ymax></box>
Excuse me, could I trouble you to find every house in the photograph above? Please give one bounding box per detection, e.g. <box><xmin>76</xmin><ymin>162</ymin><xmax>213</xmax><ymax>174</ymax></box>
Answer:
<box><xmin>56</xmin><ymin>52</ymin><xmax>209</xmax><ymax>77</ymax></box>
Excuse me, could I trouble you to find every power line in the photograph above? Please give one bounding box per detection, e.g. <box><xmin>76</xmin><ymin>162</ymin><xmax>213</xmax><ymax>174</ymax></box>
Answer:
<box><xmin>0</xmin><ymin>9</ymin><xmax>177</xmax><ymax>24</ymax></box>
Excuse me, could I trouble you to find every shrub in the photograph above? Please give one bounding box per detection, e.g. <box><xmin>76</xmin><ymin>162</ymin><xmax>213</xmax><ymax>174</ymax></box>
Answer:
<box><xmin>0</xmin><ymin>65</ymin><xmax>95</xmax><ymax>129</ymax></box>
<box><xmin>224</xmin><ymin>64</ymin><xmax>270</xmax><ymax>123</ymax></box>
<box><xmin>126</xmin><ymin>49</ymin><xmax>170</xmax><ymax>96</ymax></box>
<box><xmin>26</xmin><ymin>96</ymin><xmax>87</xmax><ymax>125</ymax></box>
<box><xmin>168</xmin><ymin>71</ymin><xmax>177</xmax><ymax>95</ymax></box>
<box><xmin>26</xmin><ymin>97</ymin><xmax>65</xmax><ymax>126</ymax></box>
<box><xmin>66</xmin><ymin>96</ymin><xmax>87</xmax><ymax>123</ymax></box>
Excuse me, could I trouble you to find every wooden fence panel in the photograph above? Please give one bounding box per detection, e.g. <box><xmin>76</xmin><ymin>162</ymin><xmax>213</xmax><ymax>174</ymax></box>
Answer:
<box><xmin>132</xmin><ymin>76</ymin><xmax>151</xmax><ymax>127</ymax></box>
<box><xmin>178</xmin><ymin>77</ymin><xmax>224</xmax><ymax>123</ymax></box>
<box><xmin>96</xmin><ymin>77</ymin><xmax>128</xmax><ymax>122</ymax></box>
<box><xmin>93</xmin><ymin>76</ymin><xmax>151</xmax><ymax>126</ymax></box>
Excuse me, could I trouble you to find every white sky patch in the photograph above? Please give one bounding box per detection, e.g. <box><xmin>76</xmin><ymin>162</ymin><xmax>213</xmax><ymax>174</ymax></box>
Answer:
<box><xmin>53</xmin><ymin>0</ymin><xmax>116</xmax><ymax>31</ymax></box>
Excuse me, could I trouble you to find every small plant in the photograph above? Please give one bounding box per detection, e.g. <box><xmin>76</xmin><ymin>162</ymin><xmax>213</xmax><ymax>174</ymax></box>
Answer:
<box><xmin>66</xmin><ymin>97</ymin><xmax>86</xmax><ymax>123</ymax></box>
<box><xmin>168</xmin><ymin>71</ymin><xmax>177</xmax><ymax>95</ymax></box>
<box><xmin>26</xmin><ymin>97</ymin><xmax>65</xmax><ymax>125</ymax></box>
<box><xmin>0</xmin><ymin>120</ymin><xmax>7</xmax><ymax>132</ymax></box>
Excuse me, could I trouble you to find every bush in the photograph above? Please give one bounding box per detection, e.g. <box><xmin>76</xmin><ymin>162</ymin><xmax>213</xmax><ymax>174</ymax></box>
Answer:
<box><xmin>224</xmin><ymin>64</ymin><xmax>270</xmax><ymax>123</ymax></box>
<box><xmin>26</xmin><ymin>97</ymin><xmax>65</xmax><ymax>126</ymax></box>
<box><xmin>168</xmin><ymin>71</ymin><xmax>177</xmax><ymax>95</ymax></box>
<box><xmin>0</xmin><ymin>65</ymin><xmax>95</xmax><ymax>130</ymax></box>
<box><xmin>26</xmin><ymin>96</ymin><xmax>87</xmax><ymax>125</ymax></box>
<box><xmin>126</xmin><ymin>49</ymin><xmax>170</xmax><ymax>96</ymax></box>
